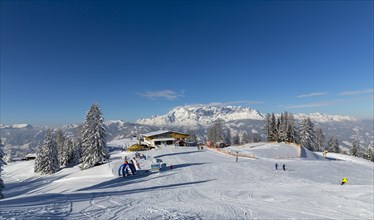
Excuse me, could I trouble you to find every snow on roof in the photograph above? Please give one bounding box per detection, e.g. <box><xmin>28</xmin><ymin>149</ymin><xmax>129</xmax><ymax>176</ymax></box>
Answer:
<box><xmin>142</xmin><ymin>130</ymin><xmax>171</xmax><ymax>137</ymax></box>
<box><xmin>142</xmin><ymin>130</ymin><xmax>188</xmax><ymax>137</ymax></box>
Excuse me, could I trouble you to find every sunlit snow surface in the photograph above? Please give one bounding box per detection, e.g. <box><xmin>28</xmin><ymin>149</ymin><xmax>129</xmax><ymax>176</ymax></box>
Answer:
<box><xmin>1</xmin><ymin>140</ymin><xmax>373</xmax><ymax>219</ymax></box>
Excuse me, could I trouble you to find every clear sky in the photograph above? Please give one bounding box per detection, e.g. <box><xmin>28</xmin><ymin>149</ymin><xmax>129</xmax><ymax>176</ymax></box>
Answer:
<box><xmin>1</xmin><ymin>0</ymin><xmax>373</xmax><ymax>126</ymax></box>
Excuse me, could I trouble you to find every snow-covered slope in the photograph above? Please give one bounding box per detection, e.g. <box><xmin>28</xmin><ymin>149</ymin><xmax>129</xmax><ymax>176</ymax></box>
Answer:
<box><xmin>137</xmin><ymin>105</ymin><xmax>264</xmax><ymax>126</ymax></box>
<box><xmin>1</xmin><ymin>141</ymin><xmax>373</xmax><ymax>219</ymax></box>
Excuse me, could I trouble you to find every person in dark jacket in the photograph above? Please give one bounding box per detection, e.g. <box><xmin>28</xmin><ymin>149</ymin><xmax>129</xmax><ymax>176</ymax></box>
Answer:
<box><xmin>282</xmin><ymin>164</ymin><xmax>286</xmax><ymax>171</ymax></box>
<box><xmin>275</xmin><ymin>163</ymin><xmax>278</xmax><ymax>170</ymax></box>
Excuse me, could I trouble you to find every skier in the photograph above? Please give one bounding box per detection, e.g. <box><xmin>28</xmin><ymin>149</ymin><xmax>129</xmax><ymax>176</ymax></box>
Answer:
<box><xmin>341</xmin><ymin>177</ymin><xmax>348</xmax><ymax>185</ymax></box>
<box><xmin>275</xmin><ymin>163</ymin><xmax>278</xmax><ymax>170</ymax></box>
<box><xmin>170</xmin><ymin>164</ymin><xmax>173</xmax><ymax>171</ymax></box>
<box><xmin>236</xmin><ymin>155</ymin><xmax>238</xmax><ymax>162</ymax></box>
<box><xmin>282</xmin><ymin>164</ymin><xmax>286</xmax><ymax>171</ymax></box>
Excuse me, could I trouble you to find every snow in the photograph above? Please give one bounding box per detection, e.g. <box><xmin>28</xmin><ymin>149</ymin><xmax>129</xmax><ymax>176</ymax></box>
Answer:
<box><xmin>137</xmin><ymin>105</ymin><xmax>264</xmax><ymax>126</ymax></box>
<box><xmin>1</xmin><ymin>141</ymin><xmax>373</xmax><ymax>219</ymax></box>
<box><xmin>0</xmin><ymin>124</ymin><xmax>33</xmax><ymax>129</ymax></box>
<box><xmin>294</xmin><ymin>112</ymin><xmax>358</xmax><ymax>122</ymax></box>
<box><xmin>137</xmin><ymin>105</ymin><xmax>359</xmax><ymax>127</ymax></box>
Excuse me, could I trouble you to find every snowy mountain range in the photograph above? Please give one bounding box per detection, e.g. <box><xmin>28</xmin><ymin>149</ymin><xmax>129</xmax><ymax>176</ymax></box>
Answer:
<box><xmin>1</xmin><ymin>105</ymin><xmax>373</xmax><ymax>157</ymax></box>
<box><xmin>0</xmin><ymin>124</ymin><xmax>33</xmax><ymax>129</ymax></box>
<box><xmin>136</xmin><ymin>105</ymin><xmax>359</xmax><ymax>127</ymax></box>
<box><xmin>136</xmin><ymin>105</ymin><xmax>264</xmax><ymax>126</ymax></box>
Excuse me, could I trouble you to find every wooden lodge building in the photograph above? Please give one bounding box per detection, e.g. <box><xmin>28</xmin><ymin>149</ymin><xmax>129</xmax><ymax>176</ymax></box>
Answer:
<box><xmin>142</xmin><ymin>130</ymin><xmax>189</xmax><ymax>147</ymax></box>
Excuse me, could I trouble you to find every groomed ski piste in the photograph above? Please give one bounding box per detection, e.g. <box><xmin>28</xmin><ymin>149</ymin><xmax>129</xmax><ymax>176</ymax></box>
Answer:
<box><xmin>0</xmin><ymin>140</ymin><xmax>373</xmax><ymax>219</ymax></box>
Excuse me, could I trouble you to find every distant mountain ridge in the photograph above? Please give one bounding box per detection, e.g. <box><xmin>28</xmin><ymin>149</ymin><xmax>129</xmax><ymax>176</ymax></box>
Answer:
<box><xmin>136</xmin><ymin>105</ymin><xmax>264</xmax><ymax>126</ymax></box>
<box><xmin>136</xmin><ymin>105</ymin><xmax>358</xmax><ymax>127</ymax></box>
<box><xmin>0</xmin><ymin>124</ymin><xmax>33</xmax><ymax>129</ymax></box>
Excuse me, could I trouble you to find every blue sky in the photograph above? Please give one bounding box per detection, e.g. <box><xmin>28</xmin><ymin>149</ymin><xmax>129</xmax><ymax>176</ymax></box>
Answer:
<box><xmin>1</xmin><ymin>0</ymin><xmax>373</xmax><ymax>126</ymax></box>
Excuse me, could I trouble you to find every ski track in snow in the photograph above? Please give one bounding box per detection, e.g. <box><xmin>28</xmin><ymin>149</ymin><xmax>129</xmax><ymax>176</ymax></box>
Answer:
<box><xmin>1</xmin><ymin>143</ymin><xmax>373</xmax><ymax>219</ymax></box>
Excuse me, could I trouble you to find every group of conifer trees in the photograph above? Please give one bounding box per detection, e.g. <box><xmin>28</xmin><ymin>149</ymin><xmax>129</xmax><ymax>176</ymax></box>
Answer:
<box><xmin>34</xmin><ymin>104</ymin><xmax>109</xmax><ymax>175</ymax></box>
<box><xmin>206</xmin><ymin>120</ymin><xmax>257</xmax><ymax>146</ymax></box>
<box><xmin>264</xmin><ymin>112</ymin><xmax>373</xmax><ymax>161</ymax></box>
<box><xmin>264</xmin><ymin>112</ymin><xmax>342</xmax><ymax>153</ymax></box>
<box><xmin>205</xmin><ymin>112</ymin><xmax>373</xmax><ymax>162</ymax></box>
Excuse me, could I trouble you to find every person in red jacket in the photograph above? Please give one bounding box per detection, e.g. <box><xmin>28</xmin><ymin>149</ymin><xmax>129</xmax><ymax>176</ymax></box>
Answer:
<box><xmin>170</xmin><ymin>164</ymin><xmax>173</xmax><ymax>171</ymax></box>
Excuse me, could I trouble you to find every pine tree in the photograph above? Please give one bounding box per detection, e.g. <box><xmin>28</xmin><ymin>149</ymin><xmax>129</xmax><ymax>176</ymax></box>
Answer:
<box><xmin>351</xmin><ymin>141</ymin><xmax>359</xmax><ymax>157</ymax></box>
<box><xmin>253</xmin><ymin>133</ymin><xmax>261</xmax><ymax>143</ymax></box>
<box><xmin>80</xmin><ymin>104</ymin><xmax>109</xmax><ymax>169</ymax></box>
<box><xmin>270</xmin><ymin>113</ymin><xmax>277</xmax><ymax>142</ymax></box>
<box><xmin>232</xmin><ymin>134</ymin><xmax>240</xmax><ymax>145</ymax></box>
<box><xmin>61</xmin><ymin>138</ymin><xmax>74</xmax><ymax>167</ymax></box>
<box><xmin>224</xmin><ymin>129</ymin><xmax>232</xmax><ymax>145</ymax></box>
<box><xmin>55</xmin><ymin>129</ymin><xmax>65</xmax><ymax>166</ymax></box>
<box><xmin>34</xmin><ymin>143</ymin><xmax>44</xmax><ymax>173</ymax></box>
<box><xmin>72</xmin><ymin>138</ymin><xmax>82</xmax><ymax>166</ymax></box>
<box><xmin>35</xmin><ymin>129</ymin><xmax>60</xmax><ymax>174</ymax></box>
<box><xmin>327</xmin><ymin>136</ymin><xmax>340</xmax><ymax>153</ymax></box>
<box><xmin>187</xmin><ymin>129</ymin><xmax>197</xmax><ymax>143</ymax></box>
<box><xmin>264</xmin><ymin>113</ymin><xmax>272</xmax><ymax>142</ymax></box>
<box><xmin>278</xmin><ymin>112</ymin><xmax>288</xmax><ymax>142</ymax></box>
<box><xmin>363</xmin><ymin>148</ymin><xmax>373</xmax><ymax>161</ymax></box>
<box><xmin>276</xmin><ymin>118</ymin><xmax>281</xmax><ymax>142</ymax></box>
<box><xmin>241</xmin><ymin>131</ymin><xmax>250</xmax><ymax>144</ymax></box>
<box><xmin>206</xmin><ymin>119</ymin><xmax>224</xmax><ymax>146</ymax></box>
<box><xmin>315</xmin><ymin>128</ymin><xmax>325</xmax><ymax>152</ymax></box>
<box><xmin>285</xmin><ymin>113</ymin><xmax>298</xmax><ymax>143</ymax></box>
<box><xmin>0</xmin><ymin>140</ymin><xmax>5</xmax><ymax>199</ymax></box>
<box><xmin>299</xmin><ymin>117</ymin><xmax>316</xmax><ymax>151</ymax></box>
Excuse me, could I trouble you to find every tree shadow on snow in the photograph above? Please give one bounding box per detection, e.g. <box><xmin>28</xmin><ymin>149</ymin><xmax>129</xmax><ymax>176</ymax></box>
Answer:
<box><xmin>69</xmin><ymin>179</ymin><xmax>216</xmax><ymax>203</ymax></box>
<box><xmin>3</xmin><ymin>174</ymin><xmax>70</xmax><ymax>199</ymax></box>
<box><xmin>170</xmin><ymin>162</ymin><xmax>208</xmax><ymax>170</ymax></box>
<box><xmin>77</xmin><ymin>171</ymin><xmax>177</xmax><ymax>191</ymax></box>
<box><xmin>0</xmin><ymin>179</ymin><xmax>214</xmax><ymax>219</ymax></box>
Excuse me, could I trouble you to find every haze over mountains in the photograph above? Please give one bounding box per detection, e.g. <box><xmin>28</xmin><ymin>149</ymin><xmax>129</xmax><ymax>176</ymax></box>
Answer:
<box><xmin>1</xmin><ymin>105</ymin><xmax>373</xmax><ymax>157</ymax></box>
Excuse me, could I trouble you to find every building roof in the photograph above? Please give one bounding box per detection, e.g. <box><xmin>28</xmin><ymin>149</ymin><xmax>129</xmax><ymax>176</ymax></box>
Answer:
<box><xmin>142</xmin><ymin>130</ymin><xmax>189</xmax><ymax>138</ymax></box>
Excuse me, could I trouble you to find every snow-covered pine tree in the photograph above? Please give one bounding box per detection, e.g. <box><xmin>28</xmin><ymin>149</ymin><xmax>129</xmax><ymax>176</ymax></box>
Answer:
<box><xmin>36</xmin><ymin>129</ymin><xmax>60</xmax><ymax>174</ymax></box>
<box><xmin>276</xmin><ymin>118</ymin><xmax>281</xmax><ymax>142</ymax></box>
<box><xmin>299</xmin><ymin>117</ymin><xmax>316</xmax><ymax>151</ymax></box>
<box><xmin>363</xmin><ymin>147</ymin><xmax>373</xmax><ymax>161</ymax></box>
<box><xmin>264</xmin><ymin>113</ymin><xmax>272</xmax><ymax>142</ymax></box>
<box><xmin>351</xmin><ymin>141</ymin><xmax>359</xmax><ymax>157</ymax></box>
<box><xmin>34</xmin><ymin>143</ymin><xmax>44</xmax><ymax>173</ymax></box>
<box><xmin>55</xmin><ymin>129</ymin><xmax>65</xmax><ymax>166</ymax></box>
<box><xmin>80</xmin><ymin>104</ymin><xmax>109</xmax><ymax>170</ymax></box>
<box><xmin>285</xmin><ymin>113</ymin><xmax>298</xmax><ymax>144</ymax></box>
<box><xmin>72</xmin><ymin>138</ymin><xmax>82</xmax><ymax>166</ymax></box>
<box><xmin>253</xmin><ymin>133</ymin><xmax>261</xmax><ymax>142</ymax></box>
<box><xmin>315</xmin><ymin>128</ymin><xmax>325</xmax><ymax>152</ymax></box>
<box><xmin>0</xmin><ymin>140</ymin><xmax>5</xmax><ymax>199</ymax></box>
<box><xmin>232</xmin><ymin>134</ymin><xmax>240</xmax><ymax>145</ymax></box>
<box><xmin>224</xmin><ymin>129</ymin><xmax>232</xmax><ymax>145</ymax></box>
<box><xmin>206</xmin><ymin>119</ymin><xmax>224</xmax><ymax>146</ymax></box>
<box><xmin>278</xmin><ymin>112</ymin><xmax>288</xmax><ymax>142</ymax></box>
<box><xmin>241</xmin><ymin>131</ymin><xmax>250</xmax><ymax>144</ymax></box>
<box><xmin>327</xmin><ymin>136</ymin><xmax>340</xmax><ymax>153</ymax></box>
<box><xmin>269</xmin><ymin>113</ymin><xmax>277</xmax><ymax>142</ymax></box>
<box><xmin>61</xmin><ymin>138</ymin><xmax>74</xmax><ymax>167</ymax></box>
